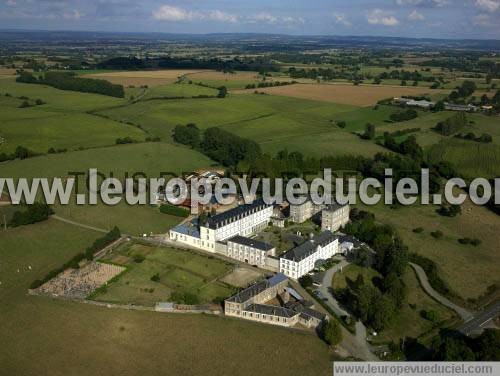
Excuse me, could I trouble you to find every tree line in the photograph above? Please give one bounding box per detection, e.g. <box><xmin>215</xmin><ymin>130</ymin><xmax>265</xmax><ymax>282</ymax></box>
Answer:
<box><xmin>16</xmin><ymin>71</ymin><xmax>125</xmax><ymax>98</ymax></box>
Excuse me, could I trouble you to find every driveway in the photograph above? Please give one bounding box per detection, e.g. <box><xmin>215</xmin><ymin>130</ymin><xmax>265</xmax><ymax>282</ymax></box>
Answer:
<box><xmin>316</xmin><ymin>258</ymin><xmax>378</xmax><ymax>361</ymax></box>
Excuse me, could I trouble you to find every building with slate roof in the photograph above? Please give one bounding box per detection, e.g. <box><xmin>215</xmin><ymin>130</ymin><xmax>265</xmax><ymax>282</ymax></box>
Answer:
<box><xmin>280</xmin><ymin>231</ymin><xmax>339</xmax><ymax>279</ymax></box>
<box><xmin>224</xmin><ymin>273</ymin><xmax>325</xmax><ymax>329</ymax></box>
<box><xmin>226</xmin><ymin>235</ymin><xmax>276</xmax><ymax>266</ymax></box>
<box><xmin>169</xmin><ymin>198</ymin><xmax>272</xmax><ymax>252</ymax></box>
<box><xmin>321</xmin><ymin>203</ymin><xmax>350</xmax><ymax>232</ymax></box>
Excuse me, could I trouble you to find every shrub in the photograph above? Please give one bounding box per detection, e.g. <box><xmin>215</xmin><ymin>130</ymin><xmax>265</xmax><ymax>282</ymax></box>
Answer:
<box><xmin>133</xmin><ymin>254</ymin><xmax>145</xmax><ymax>263</ymax></box>
<box><xmin>159</xmin><ymin>204</ymin><xmax>190</xmax><ymax>218</ymax></box>
<box><xmin>151</xmin><ymin>273</ymin><xmax>160</xmax><ymax>282</ymax></box>
<box><xmin>413</xmin><ymin>227</ymin><xmax>424</xmax><ymax>234</ymax></box>
<box><xmin>431</xmin><ymin>230</ymin><xmax>443</xmax><ymax>239</ymax></box>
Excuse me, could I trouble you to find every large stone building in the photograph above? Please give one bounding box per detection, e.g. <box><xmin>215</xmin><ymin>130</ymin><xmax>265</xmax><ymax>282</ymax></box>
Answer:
<box><xmin>226</xmin><ymin>235</ymin><xmax>276</xmax><ymax>267</ymax></box>
<box><xmin>169</xmin><ymin>198</ymin><xmax>273</xmax><ymax>252</ymax></box>
<box><xmin>321</xmin><ymin>203</ymin><xmax>350</xmax><ymax>232</ymax></box>
<box><xmin>288</xmin><ymin>199</ymin><xmax>323</xmax><ymax>223</ymax></box>
<box><xmin>224</xmin><ymin>273</ymin><xmax>325</xmax><ymax>328</ymax></box>
<box><xmin>279</xmin><ymin>231</ymin><xmax>339</xmax><ymax>280</ymax></box>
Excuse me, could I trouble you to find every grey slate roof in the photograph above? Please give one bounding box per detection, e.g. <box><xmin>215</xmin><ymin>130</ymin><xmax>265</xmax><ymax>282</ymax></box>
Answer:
<box><xmin>281</xmin><ymin>231</ymin><xmax>338</xmax><ymax>262</ymax></box>
<box><xmin>323</xmin><ymin>202</ymin><xmax>348</xmax><ymax>212</ymax></box>
<box><xmin>226</xmin><ymin>273</ymin><xmax>287</xmax><ymax>304</ymax></box>
<box><xmin>204</xmin><ymin>198</ymin><xmax>270</xmax><ymax>229</ymax></box>
<box><xmin>244</xmin><ymin>304</ymin><xmax>297</xmax><ymax>318</ymax></box>
<box><xmin>227</xmin><ymin>235</ymin><xmax>274</xmax><ymax>251</ymax></box>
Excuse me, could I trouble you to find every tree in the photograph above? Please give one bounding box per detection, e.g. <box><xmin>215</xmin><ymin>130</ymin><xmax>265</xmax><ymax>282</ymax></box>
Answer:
<box><xmin>362</xmin><ymin>123</ymin><xmax>376</xmax><ymax>140</ymax></box>
<box><xmin>321</xmin><ymin>319</ymin><xmax>343</xmax><ymax>346</ymax></box>
<box><xmin>217</xmin><ymin>86</ymin><xmax>227</xmax><ymax>98</ymax></box>
<box><xmin>298</xmin><ymin>275</ymin><xmax>313</xmax><ymax>288</ymax></box>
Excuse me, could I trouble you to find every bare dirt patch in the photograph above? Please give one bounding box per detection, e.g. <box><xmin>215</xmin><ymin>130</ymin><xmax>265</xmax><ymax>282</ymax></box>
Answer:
<box><xmin>221</xmin><ymin>267</ymin><xmax>264</xmax><ymax>288</ymax></box>
<box><xmin>233</xmin><ymin>83</ymin><xmax>450</xmax><ymax>106</ymax></box>
<box><xmin>87</xmin><ymin>70</ymin><xmax>210</xmax><ymax>87</ymax></box>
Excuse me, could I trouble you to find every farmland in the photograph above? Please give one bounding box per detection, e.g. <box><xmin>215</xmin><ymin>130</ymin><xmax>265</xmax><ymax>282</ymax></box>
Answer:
<box><xmin>233</xmin><ymin>83</ymin><xmax>450</xmax><ymax>106</ymax></box>
<box><xmin>0</xmin><ymin>220</ymin><xmax>332</xmax><ymax>376</ymax></box>
<box><xmin>355</xmin><ymin>195</ymin><xmax>500</xmax><ymax>301</ymax></box>
<box><xmin>96</xmin><ymin>93</ymin><xmax>388</xmax><ymax>158</ymax></box>
<box><xmin>86</xmin><ymin>69</ymin><xmax>210</xmax><ymax>87</ymax></box>
<box><xmin>94</xmin><ymin>243</ymin><xmax>236</xmax><ymax>306</ymax></box>
<box><xmin>0</xmin><ymin>142</ymin><xmax>215</xmax><ymax>234</ymax></box>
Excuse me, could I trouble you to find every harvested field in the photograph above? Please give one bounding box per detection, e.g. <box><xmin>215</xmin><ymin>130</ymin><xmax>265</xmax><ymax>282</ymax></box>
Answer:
<box><xmin>221</xmin><ymin>267</ymin><xmax>264</xmax><ymax>288</ymax></box>
<box><xmin>86</xmin><ymin>70</ymin><xmax>209</xmax><ymax>87</ymax></box>
<box><xmin>185</xmin><ymin>70</ymin><xmax>261</xmax><ymax>82</ymax></box>
<box><xmin>0</xmin><ymin>68</ymin><xmax>17</xmax><ymax>76</ymax></box>
<box><xmin>233</xmin><ymin>83</ymin><xmax>450</xmax><ymax>106</ymax></box>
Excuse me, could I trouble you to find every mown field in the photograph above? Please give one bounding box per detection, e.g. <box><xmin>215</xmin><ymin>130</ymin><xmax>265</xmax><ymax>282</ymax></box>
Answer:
<box><xmin>0</xmin><ymin>142</ymin><xmax>215</xmax><ymax>234</ymax></box>
<box><xmin>332</xmin><ymin>265</ymin><xmax>456</xmax><ymax>343</ymax></box>
<box><xmin>355</xmin><ymin>195</ymin><xmax>500</xmax><ymax>301</ymax></box>
<box><xmin>0</xmin><ymin>220</ymin><xmax>332</xmax><ymax>376</ymax></box>
<box><xmin>86</xmin><ymin>69</ymin><xmax>210</xmax><ymax>87</ymax></box>
<box><xmin>94</xmin><ymin>243</ymin><xmax>236</xmax><ymax>306</ymax></box>
<box><xmin>144</xmin><ymin>83</ymin><xmax>219</xmax><ymax>99</ymax></box>
<box><xmin>97</xmin><ymin>93</ymin><xmax>388</xmax><ymax>158</ymax></box>
<box><xmin>0</xmin><ymin>78</ymin><xmax>145</xmax><ymax>154</ymax></box>
<box><xmin>233</xmin><ymin>83</ymin><xmax>450</xmax><ymax>106</ymax></box>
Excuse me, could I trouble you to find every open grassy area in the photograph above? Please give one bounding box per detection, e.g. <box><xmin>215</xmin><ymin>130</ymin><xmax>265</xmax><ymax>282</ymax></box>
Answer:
<box><xmin>0</xmin><ymin>220</ymin><xmax>332</xmax><ymax>376</ymax></box>
<box><xmin>355</xmin><ymin>196</ymin><xmax>500</xmax><ymax>301</ymax></box>
<box><xmin>332</xmin><ymin>265</ymin><xmax>456</xmax><ymax>343</ymax></box>
<box><xmin>94</xmin><ymin>243</ymin><xmax>236</xmax><ymax>306</ymax></box>
<box><xmin>0</xmin><ymin>142</ymin><xmax>215</xmax><ymax>234</ymax></box>
<box><xmin>86</xmin><ymin>69</ymin><xmax>209</xmax><ymax>87</ymax></box>
<box><xmin>97</xmin><ymin>93</ymin><xmax>388</xmax><ymax>158</ymax></box>
<box><xmin>0</xmin><ymin>79</ymin><xmax>145</xmax><ymax>154</ymax></box>
<box><xmin>144</xmin><ymin>83</ymin><xmax>218</xmax><ymax>99</ymax></box>
<box><xmin>427</xmin><ymin>138</ymin><xmax>500</xmax><ymax>180</ymax></box>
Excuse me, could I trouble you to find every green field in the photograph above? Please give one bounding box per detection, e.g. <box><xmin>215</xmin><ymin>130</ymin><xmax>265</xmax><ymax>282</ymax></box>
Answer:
<box><xmin>94</xmin><ymin>243</ymin><xmax>236</xmax><ymax>306</ymax></box>
<box><xmin>355</xmin><ymin>196</ymin><xmax>500</xmax><ymax>301</ymax></box>
<box><xmin>427</xmin><ymin>138</ymin><xmax>500</xmax><ymax>180</ymax></box>
<box><xmin>97</xmin><ymin>93</ymin><xmax>388</xmax><ymax>158</ymax></box>
<box><xmin>332</xmin><ymin>265</ymin><xmax>456</xmax><ymax>343</ymax></box>
<box><xmin>0</xmin><ymin>142</ymin><xmax>215</xmax><ymax>234</ymax></box>
<box><xmin>144</xmin><ymin>83</ymin><xmax>218</xmax><ymax>99</ymax></box>
<box><xmin>0</xmin><ymin>220</ymin><xmax>332</xmax><ymax>376</ymax></box>
<box><xmin>0</xmin><ymin>79</ymin><xmax>145</xmax><ymax>154</ymax></box>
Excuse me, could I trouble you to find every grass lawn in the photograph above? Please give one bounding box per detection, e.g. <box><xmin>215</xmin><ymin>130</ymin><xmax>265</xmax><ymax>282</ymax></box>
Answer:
<box><xmin>0</xmin><ymin>220</ymin><xmax>332</xmax><ymax>376</ymax></box>
<box><xmin>0</xmin><ymin>142</ymin><xmax>215</xmax><ymax>234</ymax></box>
<box><xmin>427</xmin><ymin>138</ymin><xmax>500</xmax><ymax>180</ymax></box>
<box><xmin>94</xmin><ymin>243</ymin><xmax>236</xmax><ymax>306</ymax></box>
<box><xmin>355</xmin><ymin>196</ymin><xmax>500</xmax><ymax>301</ymax></box>
<box><xmin>332</xmin><ymin>265</ymin><xmax>457</xmax><ymax>343</ymax></box>
<box><xmin>0</xmin><ymin>79</ymin><xmax>145</xmax><ymax>154</ymax></box>
<box><xmin>97</xmin><ymin>93</ymin><xmax>388</xmax><ymax>158</ymax></box>
<box><xmin>144</xmin><ymin>83</ymin><xmax>218</xmax><ymax>99</ymax></box>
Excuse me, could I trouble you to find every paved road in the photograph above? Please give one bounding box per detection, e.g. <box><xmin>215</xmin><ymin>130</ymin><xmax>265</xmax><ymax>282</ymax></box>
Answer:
<box><xmin>318</xmin><ymin>259</ymin><xmax>350</xmax><ymax>317</ymax></box>
<box><xmin>317</xmin><ymin>259</ymin><xmax>378</xmax><ymax>361</ymax></box>
<box><xmin>409</xmin><ymin>262</ymin><xmax>474</xmax><ymax>322</ymax></box>
<box><xmin>459</xmin><ymin>301</ymin><xmax>500</xmax><ymax>336</ymax></box>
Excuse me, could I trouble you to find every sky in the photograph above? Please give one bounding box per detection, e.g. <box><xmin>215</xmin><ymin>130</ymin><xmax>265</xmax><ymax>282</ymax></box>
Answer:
<box><xmin>0</xmin><ymin>0</ymin><xmax>499</xmax><ymax>39</ymax></box>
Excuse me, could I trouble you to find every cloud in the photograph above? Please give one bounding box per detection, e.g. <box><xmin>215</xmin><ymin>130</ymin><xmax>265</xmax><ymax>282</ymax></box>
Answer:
<box><xmin>473</xmin><ymin>13</ymin><xmax>495</xmax><ymax>26</ymax></box>
<box><xmin>6</xmin><ymin>0</ymin><xmax>16</xmax><ymax>6</ymax></box>
<box><xmin>332</xmin><ymin>12</ymin><xmax>351</xmax><ymax>26</ymax></box>
<box><xmin>475</xmin><ymin>0</ymin><xmax>500</xmax><ymax>12</ymax></box>
<box><xmin>247</xmin><ymin>12</ymin><xmax>304</xmax><ymax>25</ymax></box>
<box><xmin>408</xmin><ymin>10</ymin><xmax>425</xmax><ymax>21</ymax></box>
<box><xmin>153</xmin><ymin>5</ymin><xmax>237</xmax><ymax>23</ymax></box>
<box><xmin>366</xmin><ymin>9</ymin><xmax>399</xmax><ymax>26</ymax></box>
<box><xmin>63</xmin><ymin>9</ymin><xmax>83</xmax><ymax>20</ymax></box>
<box><xmin>395</xmin><ymin>0</ymin><xmax>448</xmax><ymax>7</ymax></box>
